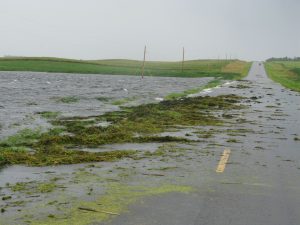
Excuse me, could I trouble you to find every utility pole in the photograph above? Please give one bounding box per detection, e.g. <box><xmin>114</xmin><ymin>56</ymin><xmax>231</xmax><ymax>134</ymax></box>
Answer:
<box><xmin>181</xmin><ymin>47</ymin><xmax>185</xmax><ymax>73</ymax></box>
<box><xmin>141</xmin><ymin>45</ymin><xmax>146</xmax><ymax>79</ymax></box>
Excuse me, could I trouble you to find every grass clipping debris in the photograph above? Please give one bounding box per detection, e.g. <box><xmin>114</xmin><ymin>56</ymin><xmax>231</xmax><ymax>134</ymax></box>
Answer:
<box><xmin>0</xmin><ymin>94</ymin><xmax>243</xmax><ymax>166</ymax></box>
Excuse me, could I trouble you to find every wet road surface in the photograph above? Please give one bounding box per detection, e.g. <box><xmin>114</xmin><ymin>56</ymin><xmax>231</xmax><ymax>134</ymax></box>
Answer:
<box><xmin>102</xmin><ymin>62</ymin><xmax>300</xmax><ymax>225</ymax></box>
<box><xmin>0</xmin><ymin>63</ymin><xmax>300</xmax><ymax>225</ymax></box>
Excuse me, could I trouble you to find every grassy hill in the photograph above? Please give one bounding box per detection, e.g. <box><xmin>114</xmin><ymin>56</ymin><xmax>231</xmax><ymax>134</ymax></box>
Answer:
<box><xmin>265</xmin><ymin>61</ymin><xmax>300</xmax><ymax>92</ymax></box>
<box><xmin>0</xmin><ymin>57</ymin><xmax>250</xmax><ymax>79</ymax></box>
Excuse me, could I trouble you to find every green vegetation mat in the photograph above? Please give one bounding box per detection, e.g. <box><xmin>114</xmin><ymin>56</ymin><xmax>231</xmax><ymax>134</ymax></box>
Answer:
<box><xmin>0</xmin><ymin>94</ymin><xmax>244</xmax><ymax>166</ymax></box>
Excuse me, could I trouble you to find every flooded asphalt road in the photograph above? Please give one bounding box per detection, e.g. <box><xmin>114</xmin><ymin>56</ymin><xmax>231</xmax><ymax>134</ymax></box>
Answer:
<box><xmin>0</xmin><ymin>63</ymin><xmax>300</xmax><ymax>225</ymax></box>
<box><xmin>102</xmin><ymin>62</ymin><xmax>300</xmax><ymax>225</ymax></box>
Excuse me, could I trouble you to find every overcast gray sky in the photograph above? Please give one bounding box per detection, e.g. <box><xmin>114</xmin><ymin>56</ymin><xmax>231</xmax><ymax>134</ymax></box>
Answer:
<box><xmin>0</xmin><ymin>0</ymin><xmax>299</xmax><ymax>61</ymax></box>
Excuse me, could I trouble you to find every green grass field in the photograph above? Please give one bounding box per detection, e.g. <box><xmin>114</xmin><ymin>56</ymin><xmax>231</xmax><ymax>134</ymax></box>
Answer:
<box><xmin>265</xmin><ymin>61</ymin><xmax>300</xmax><ymax>92</ymax></box>
<box><xmin>0</xmin><ymin>57</ymin><xmax>250</xmax><ymax>79</ymax></box>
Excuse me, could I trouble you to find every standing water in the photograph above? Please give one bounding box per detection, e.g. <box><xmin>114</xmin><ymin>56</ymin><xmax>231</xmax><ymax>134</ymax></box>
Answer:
<box><xmin>0</xmin><ymin>71</ymin><xmax>212</xmax><ymax>139</ymax></box>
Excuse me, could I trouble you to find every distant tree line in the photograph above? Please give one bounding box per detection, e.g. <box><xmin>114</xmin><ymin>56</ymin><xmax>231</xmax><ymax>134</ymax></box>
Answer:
<box><xmin>266</xmin><ymin>57</ymin><xmax>300</xmax><ymax>62</ymax></box>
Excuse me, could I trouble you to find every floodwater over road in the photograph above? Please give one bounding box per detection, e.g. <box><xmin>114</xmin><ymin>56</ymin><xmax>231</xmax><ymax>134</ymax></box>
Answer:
<box><xmin>1</xmin><ymin>63</ymin><xmax>300</xmax><ymax>225</ymax></box>
<box><xmin>0</xmin><ymin>72</ymin><xmax>212</xmax><ymax>139</ymax></box>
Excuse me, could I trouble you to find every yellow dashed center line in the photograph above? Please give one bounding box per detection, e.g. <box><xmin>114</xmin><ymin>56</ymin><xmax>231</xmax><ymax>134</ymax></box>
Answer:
<box><xmin>216</xmin><ymin>149</ymin><xmax>231</xmax><ymax>173</ymax></box>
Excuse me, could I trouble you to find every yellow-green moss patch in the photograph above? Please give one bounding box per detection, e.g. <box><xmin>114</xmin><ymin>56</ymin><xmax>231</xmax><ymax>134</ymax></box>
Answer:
<box><xmin>31</xmin><ymin>183</ymin><xmax>193</xmax><ymax>225</ymax></box>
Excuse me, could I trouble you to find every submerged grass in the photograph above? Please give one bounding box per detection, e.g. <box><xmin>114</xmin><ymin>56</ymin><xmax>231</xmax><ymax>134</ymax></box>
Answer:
<box><xmin>0</xmin><ymin>95</ymin><xmax>244</xmax><ymax>166</ymax></box>
<box><xmin>0</xmin><ymin>146</ymin><xmax>136</xmax><ymax>166</ymax></box>
<box><xmin>31</xmin><ymin>183</ymin><xmax>193</xmax><ymax>225</ymax></box>
<box><xmin>0</xmin><ymin>129</ymin><xmax>42</xmax><ymax>148</ymax></box>
<box><xmin>165</xmin><ymin>79</ymin><xmax>223</xmax><ymax>100</ymax></box>
<box><xmin>112</xmin><ymin>97</ymin><xmax>137</xmax><ymax>105</ymax></box>
<box><xmin>53</xmin><ymin>96</ymin><xmax>80</xmax><ymax>104</ymax></box>
<box><xmin>9</xmin><ymin>181</ymin><xmax>57</xmax><ymax>194</ymax></box>
<box><xmin>38</xmin><ymin>111</ymin><xmax>61</xmax><ymax>119</ymax></box>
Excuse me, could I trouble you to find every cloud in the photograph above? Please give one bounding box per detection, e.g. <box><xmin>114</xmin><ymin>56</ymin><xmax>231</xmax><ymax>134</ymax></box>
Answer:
<box><xmin>0</xmin><ymin>0</ymin><xmax>299</xmax><ymax>61</ymax></box>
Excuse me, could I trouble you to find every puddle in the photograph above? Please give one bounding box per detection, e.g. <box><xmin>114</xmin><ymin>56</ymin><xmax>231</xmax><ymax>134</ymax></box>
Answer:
<box><xmin>76</xmin><ymin>143</ymin><xmax>163</xmax><ymax>153</ymax></box>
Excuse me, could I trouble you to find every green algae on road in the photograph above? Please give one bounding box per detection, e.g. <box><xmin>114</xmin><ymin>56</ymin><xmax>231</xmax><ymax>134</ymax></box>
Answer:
<box><xmin>9</xmin><ymin>181</ymin><xmax>57</xmax><ymax>194</ymax></box>
<box><xmin>30</xmin><ymin>183</ymin><xmax>193</xmax><ymax>225</ymax></box>
<box><xmin>0</xmin><ymin>94</ymin><xmax>245</xmax><ymax>166</ymax></box>
<box><xmin>0</xmin><ymin>146</ymin><xmax>136</xmax><ymax>167</ymax></box>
